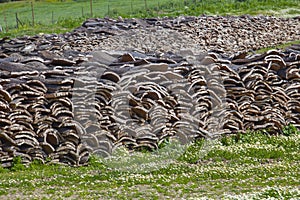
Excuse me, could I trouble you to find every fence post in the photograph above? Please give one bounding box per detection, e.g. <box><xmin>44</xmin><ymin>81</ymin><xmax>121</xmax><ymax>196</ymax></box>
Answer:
<box><xmin>82</xmin><ymin>7</ymin><xmax>84</xmax><ymax>17</ymax></box>
<box><xmin>31</xmin><ymin>1</ymin><xmax>35</xmax><ymax>26</ymax></box>
<box><xmin>16</xmin><ymin>13</ymin><xmax>19</xmax><ymax>28</ymax></box>
<box><xmin>144</xmin><ymin>0</ymin><xmax>147</xmax><ymax>10</ymax></box>
<box><xmin>90</xmin><ymin>0</ymin><xmax>93</xmax><ymax>17</ymax></box>
<box><xmin>131</xmin><ymin>0</ymin><xmax>133</xmax><ymax>14</ymax></box>
<box><xmin>52</xmin><ymin>11</ymin><xmax>54</xmax><ymax>24</ymax></box>
<box><xmin>3</xmin><ymin>10</ymin><xmax>8</xmax><ymax>32</ymax></box>
<box><xmin>107</xmin><ymin>0</ymin><xmax>110</xmax><ymax>16</ymax></box>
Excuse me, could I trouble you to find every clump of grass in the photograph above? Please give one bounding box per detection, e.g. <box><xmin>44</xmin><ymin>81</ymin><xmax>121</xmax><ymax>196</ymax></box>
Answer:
<box><xmin>10</xmin><ymin>156</ymin><xmax>25</xmax><ymax>171</ymax></box>
<box><xmin>178</xmin><ymin>138</ymin><xmax>209</xmax><ymax>164</ymax></box>
<box><xmin>282</xmin><ymin>124</ymin><xmax>299</xmax><ymax>136</ymax></box>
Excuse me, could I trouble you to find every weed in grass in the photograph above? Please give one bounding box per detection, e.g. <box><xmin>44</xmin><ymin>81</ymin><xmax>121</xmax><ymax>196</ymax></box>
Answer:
<box><xmin>0</xmin><ymin>189</ymin><xmax>8</xmax><ymax>196</ymax></box>
<box><xmin>257</xmin><ymin>187</ymin><xmax>300</xmax><ymax>199</ymax></box>
<box><xmin>11</xmin><ymin>156</ymin><xmax>25</xmax><ymax>171</ymax></box>
<box><xmin>28</xmin><ymin>159</ymin><xmax>44</xmax><ymax>171</ymax></box>
<box><xmin>178</xmin><ymin>138</ymin><xmax>205</xmax><ymax>163</ymax></box>
<box><xmin>46</xmin><ymin>188</ymin><xmax>56</xmax><ymax>195</ymax></box>
<box><xmin>0</xmin><ymin>166</ymin><xmax>8</xmax><ymax>173</ymax></box>
<box><xmin>63</xmin><ymin>191</ymin><xmax>74</xmax><ymax>198</ymax></box>
<box><xmin>282</xmin><ymin>124</ymin><xmax>299</xmax><ymax>136</ymax></box>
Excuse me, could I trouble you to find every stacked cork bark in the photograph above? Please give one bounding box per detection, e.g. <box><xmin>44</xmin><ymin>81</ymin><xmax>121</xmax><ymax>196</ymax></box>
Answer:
<box><xmin>0</xmin><ymin>16</ymin><xmax>299</xmax><ymax>167</ymax></box>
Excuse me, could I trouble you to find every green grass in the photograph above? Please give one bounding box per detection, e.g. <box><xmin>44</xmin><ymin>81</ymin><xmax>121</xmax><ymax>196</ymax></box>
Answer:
<box><xmin>255</xmin><ymin>40</ymin><xmax>300</xmax><ymax>54</ymax></box>
<box><xmin>0</xmin><ymin>126</ymin><xmax>300</xmax><ymax>199</ymax></box>
<box><xmin>0</xmin><ymin>0</ymin><xmax>300</xmax><ymax>38</ymax></box>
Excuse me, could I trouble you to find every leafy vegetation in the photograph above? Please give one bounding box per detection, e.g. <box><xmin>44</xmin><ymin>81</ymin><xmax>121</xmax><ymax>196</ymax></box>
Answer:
<box><xmin>0</xmin><ymin>125</ymin><xmax>299</xmax><ymax>199</ymax></box>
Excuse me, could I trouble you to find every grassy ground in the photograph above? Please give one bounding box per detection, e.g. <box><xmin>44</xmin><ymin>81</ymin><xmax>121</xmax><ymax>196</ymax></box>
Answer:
<box><xmin>255</xmin><ymin>40</ymin><xmax>300</xmax><ymax>53</ymax></box>
<box><xmin>0</xmin><ymin>128</ymin><xmax>300</xmax><ymax>199</ymax></box>
<box><xmin>0</xmin><ymin>0</ymin><xmax>300</xmax><ymax>38</ymax></box>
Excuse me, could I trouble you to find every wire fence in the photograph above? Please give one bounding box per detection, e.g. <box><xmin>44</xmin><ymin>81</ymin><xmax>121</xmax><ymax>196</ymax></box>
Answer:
<box><xmin>0</xmin><ymin>0</ymin><xmax>299</xmax><ymax>32</ymax></box>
